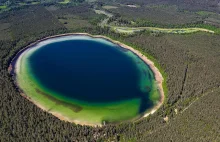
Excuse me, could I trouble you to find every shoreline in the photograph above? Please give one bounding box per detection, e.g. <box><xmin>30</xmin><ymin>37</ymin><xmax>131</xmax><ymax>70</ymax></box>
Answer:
<box><xmin>10</xmin><ymin>33</ymin><xmax>165</xmax><ymax>127</ymax></box>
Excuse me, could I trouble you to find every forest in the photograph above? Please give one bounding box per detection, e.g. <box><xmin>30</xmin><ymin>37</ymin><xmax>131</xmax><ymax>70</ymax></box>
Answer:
<box><xmin>0</xmin><ymin>1</ymin><xmax>220</xmax><ymax>141</ymax></box>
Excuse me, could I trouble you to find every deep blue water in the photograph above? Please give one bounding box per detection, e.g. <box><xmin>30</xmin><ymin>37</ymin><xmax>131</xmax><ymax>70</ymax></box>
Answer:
<box><xmin>27</xmin><ymin>38</ymin><xmax>154</xmax><ymax>107</ymax></box>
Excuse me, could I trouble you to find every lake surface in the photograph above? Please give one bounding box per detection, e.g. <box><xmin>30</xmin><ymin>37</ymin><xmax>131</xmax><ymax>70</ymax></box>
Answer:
<box><xmin>13</xmin><ymin>35</ymin><xmax>160</xmax><ymax>125</ymax></box>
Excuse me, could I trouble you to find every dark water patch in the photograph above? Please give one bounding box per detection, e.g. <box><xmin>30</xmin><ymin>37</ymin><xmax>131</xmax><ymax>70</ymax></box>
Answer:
<box><xmin>29</xmin><ymin>39</ymin><xmax>148</xmax><ymax>103</ymax></box>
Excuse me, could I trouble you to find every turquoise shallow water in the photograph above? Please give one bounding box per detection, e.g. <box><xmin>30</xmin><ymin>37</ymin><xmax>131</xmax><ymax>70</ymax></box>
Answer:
<box><xmin>13</xmin><ymin>35</ymin><xmax>160</xmax><ymax>124</ymax></box>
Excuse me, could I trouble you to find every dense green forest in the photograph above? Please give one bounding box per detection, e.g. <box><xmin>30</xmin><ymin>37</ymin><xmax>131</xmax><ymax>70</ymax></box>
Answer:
<box><xmin>0</xmin><ymin>1</ymin><xmax>220</xmax><ymax>141</ymax></box>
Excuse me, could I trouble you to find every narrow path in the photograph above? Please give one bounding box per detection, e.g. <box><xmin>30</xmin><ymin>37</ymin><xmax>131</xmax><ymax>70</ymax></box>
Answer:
<box><xmin>94</xmin><ymin>9</ymin><xmax>113</xmax><ymax>27</ymax></box>
<box><xmin>181</xmin><ymin>87</ymin><xmax>220</xmax><ymax>113</ymax></box>
<box><xmin>94</xmin><ymin>9</ymin><xmax>215</xmax><ymax>34</ymax></box>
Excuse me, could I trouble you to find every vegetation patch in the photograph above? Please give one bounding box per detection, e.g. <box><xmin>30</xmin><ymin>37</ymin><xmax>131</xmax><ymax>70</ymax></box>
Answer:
<box><xmin>0</xmin><ymin>5</ymin><xmax>7</xmax><ymax>9</ymax></box>
<box><xmin>102</xmin><ymin>5</ymin><xmax>118</xmax><ymax>10</ymax></box>
<box><xmin>59</xmin><ymin>0</ymin><xmax>70</xmax><ymax>4</ymax></box>
<box><xmin>111</xmin><ymin>26</ymin><xmax>215</xmax><ymax>35</ymax></box>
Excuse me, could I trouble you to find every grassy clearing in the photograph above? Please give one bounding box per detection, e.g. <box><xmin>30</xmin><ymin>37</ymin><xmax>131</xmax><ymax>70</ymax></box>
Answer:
<box><xmin>31</xmin><ymin>2</ymin><xmax>40</xmax><ymax>5</ymax></box>
<box><xmin>111</xmin><ymin>26</ymin><xmax>215</xmax><ymax>34</ymax></box>
<box><xmin>126</xmin><ymin>5</ymin><xmax>140</xmax><ymax>8</ymax></box>
<box><xmin>102</xmin><ymin>5</ymin><xmax>118</xmax><ymax>10</ymax></box>
<box><xmin>94</xmin><ymin>10</ymin><xmax>113</xmax><ymax>17</ymax></box>
<box><xmin>196</xmin><ymin>11</ymin><xmax>216</xmax><ymax>16</ymax></box>
<box><xmin>59</xmin><ymin>0</ymin><xmax>70</xmax><ymax>4</ymax></box>
<box><xmin>0</xmin><ymin>5</ymin><xmax>7</xmax><ymax>9</ymax></box>
<box><xmin>18</xmin><ymin>2</ymin><xmax>27</xmax><ymax>6</ymax></box>
<box><xmin>85</xmin><ymin>0</ymin><xmax>97</xmax><ymax>2</ymax></box>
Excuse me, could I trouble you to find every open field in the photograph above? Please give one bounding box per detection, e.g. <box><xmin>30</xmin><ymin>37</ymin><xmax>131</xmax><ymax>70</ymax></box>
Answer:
<box><xmin>0</xmin><ymin>5</ymin><xmax>7</xmax><ymax>9</ymax></box>
<box><xmin>112</xmin><ymin>26</ymin><xmax>215</xmax><ymax>34</ymax></box>
<box><xmin>102</xmin><ymin>5</ymin><xmax>118</xmax><ymax>10</ymax></box>
<box><xmin>58</xmin><ymin>0</ymin><xmax>70</xmax><ymax>4</ymax></box>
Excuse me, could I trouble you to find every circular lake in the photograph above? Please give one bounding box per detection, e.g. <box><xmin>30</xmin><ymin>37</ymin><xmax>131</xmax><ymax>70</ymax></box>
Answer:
<box><xmin>12</xmin><ymin>35</ymin><xmax>161</xmax><ymax>125</ymax></box>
